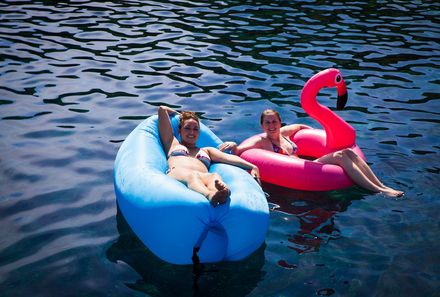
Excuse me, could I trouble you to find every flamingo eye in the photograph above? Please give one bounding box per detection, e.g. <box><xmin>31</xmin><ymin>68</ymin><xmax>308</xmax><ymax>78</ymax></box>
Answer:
<box><xmin>335</xmin><ymin>74</ymin><xmax>342</xmax><ymax>84</ymax></box>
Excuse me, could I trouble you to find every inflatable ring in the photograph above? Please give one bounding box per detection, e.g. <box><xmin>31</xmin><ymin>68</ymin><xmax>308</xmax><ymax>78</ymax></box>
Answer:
<box><xmin>114</xmin><ymin>115</ymin><xmax>269</xmax><ymax>264</ymax></box>
<box><xmin>240</xmin><ymin>68</ymin><xmax>366</xmax><ymax>191</ymax></box>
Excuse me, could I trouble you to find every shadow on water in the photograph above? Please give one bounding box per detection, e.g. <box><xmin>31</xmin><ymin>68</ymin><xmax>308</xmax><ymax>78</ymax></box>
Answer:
<box><xmin>106</xmin><ymin>205</ymin><xmax>266</xmax><ymax>297</ymax></box>
<box><xmin>262</xmin><ymin>182</ymin><xmax>363</xmax><ymax>255</ymax></box>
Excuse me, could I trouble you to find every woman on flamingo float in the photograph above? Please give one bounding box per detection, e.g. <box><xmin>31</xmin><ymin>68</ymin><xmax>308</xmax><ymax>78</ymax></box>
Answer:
<box><xmin>220</xmin><ymin>109</ymin><xmax>403</xmax><ymax>197</ymax></box>
<box><xmin>220</xmin><ymin>69</ymin><xmax>404</xmax><ymax>198</ymax></box>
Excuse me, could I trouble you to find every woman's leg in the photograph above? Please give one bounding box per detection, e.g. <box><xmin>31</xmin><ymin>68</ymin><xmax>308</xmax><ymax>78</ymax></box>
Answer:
<box><xmin>315</xmin><ymin>149</ymin><xmax>403</xmax><ymax>197</ymax></box>
<box><xmin>168</xmin><ymin>169</ymin><xmax>229</xmax><ymax>205</ymax></box>
<box><xmin>201</xmin><ymin>173</ymin><xmax>230</xmax><ymax>205</ymax></box>
<box><xmin>341</xmin><ymin>149</ymin><xmax>385</xmax><ymax>188</ymax></box>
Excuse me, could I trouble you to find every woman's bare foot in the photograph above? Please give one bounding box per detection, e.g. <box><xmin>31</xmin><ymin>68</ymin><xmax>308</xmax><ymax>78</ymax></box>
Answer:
<box><xmin>207</xmin><ymin>180</ymin><xmax>230</xmax><ymax>206</ymax></box>
<box><xmin>380</xmin><ymin>186</ymin><xmax>404</xmax><ymax>198</ymax></box>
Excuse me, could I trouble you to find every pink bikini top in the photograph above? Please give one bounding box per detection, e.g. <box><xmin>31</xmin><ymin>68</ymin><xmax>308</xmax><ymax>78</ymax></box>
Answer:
<box><xmin>168</xmin><ymin>145</ymin><xmax>211</xmax><ymax>168</ymax></box>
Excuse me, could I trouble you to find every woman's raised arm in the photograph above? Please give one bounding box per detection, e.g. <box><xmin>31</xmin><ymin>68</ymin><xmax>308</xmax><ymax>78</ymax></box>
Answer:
<box><xmin>158</xmin><ymin>106</ymin><xmax>179</xmax><ymax>155</ymax></box>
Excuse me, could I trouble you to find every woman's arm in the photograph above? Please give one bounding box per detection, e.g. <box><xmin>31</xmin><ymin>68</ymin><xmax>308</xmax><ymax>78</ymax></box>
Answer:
<box><xmin>280</xmin><ymin>124</ymin><xmax>312</xmax><ymax>137</ymax></box>
<box><xmin>219</xmin><ymin>137</ymin><xmax>263</xmax><ymax>155</ymax></box>
<box><xmin>158</xmin><ymin>106</ymin><xmax>180</xmax><ymax>155</ymax></box>
<box><xmin>206</xmin><ymin>147</ymin><xmax>260</xmax><ymax>181</ymax></box>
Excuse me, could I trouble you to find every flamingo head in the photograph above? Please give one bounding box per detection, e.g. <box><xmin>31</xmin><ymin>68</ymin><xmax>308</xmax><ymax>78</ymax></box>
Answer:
<box><xmin>334</xmin><ymin>70</ymin><xmax>348</xmax><ymax>110</ymax></box>
<box><xmin>305</xmin><ymin>68</ymin><xmax>348</xmax><ymax>110</ymax></box>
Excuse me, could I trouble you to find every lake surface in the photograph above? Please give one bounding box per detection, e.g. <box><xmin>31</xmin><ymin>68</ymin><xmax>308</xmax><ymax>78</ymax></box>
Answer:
<box><xmin>0</xmin><ymin>0</ymin><xmax>439</xmax><ymax>296</ymax></box>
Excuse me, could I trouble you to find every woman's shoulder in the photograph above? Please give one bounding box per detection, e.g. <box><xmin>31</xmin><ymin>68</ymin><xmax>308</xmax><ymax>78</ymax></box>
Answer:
<box><xmin>253</xmin><ymin>135</ymin><xmax>272</xmax><ymax>149</ymax></box>
<box><xmin>254</xmin><ymin>134</ymin><xmax>267</xmax><ymax>141</ymax></box>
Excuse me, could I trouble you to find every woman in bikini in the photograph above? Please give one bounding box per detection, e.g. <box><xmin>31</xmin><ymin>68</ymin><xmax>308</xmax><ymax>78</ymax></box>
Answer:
<box><xmin>158</xmin><ymin>106</ymin><xmax>260</xmax><ymax>206</ymax></box>
<box><xmin>220</xmin><ymin>109</ymin><xmax>404</xmax><ymax>198</ymax></box>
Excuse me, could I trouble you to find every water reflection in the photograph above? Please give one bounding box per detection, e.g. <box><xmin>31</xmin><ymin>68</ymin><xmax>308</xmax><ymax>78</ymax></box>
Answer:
<box><xmin>263</xmin><ymin>182</ymin><xmax>360</xmax><ymax>255</ymax></box>
<box><xmin>107</xmin><ymin>206</ymin><xmax>266</xmax><ymax>297</ymax></box>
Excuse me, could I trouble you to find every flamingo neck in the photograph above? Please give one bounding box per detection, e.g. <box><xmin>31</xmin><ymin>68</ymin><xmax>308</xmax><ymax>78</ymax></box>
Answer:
<box><xmin>301</xmin><ymin>80</ymin><xmax>355</xmax><ymax>149</ymax></box>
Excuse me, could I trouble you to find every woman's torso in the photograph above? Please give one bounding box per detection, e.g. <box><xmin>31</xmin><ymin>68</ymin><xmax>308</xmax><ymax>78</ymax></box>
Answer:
<box><xmin>261</xmin><ymin>134</ymin><xmax>298</xmax><ymax>156</ymax></box>
<box><xmin>167</xmin><ymin>144</ymin><xmax>211</xmax><ymax>172</ymax></box>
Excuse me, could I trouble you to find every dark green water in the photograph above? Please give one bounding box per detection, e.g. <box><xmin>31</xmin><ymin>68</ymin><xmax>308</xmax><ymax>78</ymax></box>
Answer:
<box><xmin>0</xmin><ymin>0</ymin><xmax>439</xmax><ymax>296</ymax></box>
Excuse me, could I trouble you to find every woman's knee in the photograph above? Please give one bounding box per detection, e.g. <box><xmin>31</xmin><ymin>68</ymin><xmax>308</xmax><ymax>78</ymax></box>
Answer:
<box><xmin>187</xmin><ymin>171</ymin><xmax>202</xmax><ymax>184</ymax></box>
<box><xmin>209</xmin><ymin>173</ymin><xmax>222</xmax><ymax>181</ymax></box>
<box><xmin>341</xmin><ymin>148</ymin><xmax>358</xmax><ymax>159</ymax></box>
<box><xmin>333</xmin><ymin>150</ymin><xmax>345</xmax><ymax>162</ymax></box>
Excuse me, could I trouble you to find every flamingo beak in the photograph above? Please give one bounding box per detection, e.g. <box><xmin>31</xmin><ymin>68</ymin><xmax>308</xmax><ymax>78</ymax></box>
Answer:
<box><xmin>336</xmin><ymin>81</ymin><xmax>348</xmax><ymax>110</ymax></box>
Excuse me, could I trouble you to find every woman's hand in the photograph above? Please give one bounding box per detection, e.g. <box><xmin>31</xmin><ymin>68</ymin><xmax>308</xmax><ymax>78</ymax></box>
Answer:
<box><xmin>250</xmin><ymin>166</ymin><xmax>261</xmax><ymax>185</ymax></box>
<box><xmin>219</xmin><ymin>141</ymin><xmax>237</xmax><ymax>154</ymax></box>
<box><xmin>159</xmin><ymin>105</ymin><xmax>180</xmax><ymax>115</ymax></box>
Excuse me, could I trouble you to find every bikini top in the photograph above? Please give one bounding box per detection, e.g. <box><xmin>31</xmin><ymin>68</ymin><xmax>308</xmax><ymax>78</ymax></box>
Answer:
<box><xmin>271</xmin><ymin>136</ymin><xmax>298</xmax><ymax>156</ymax></box>
<box><xmin>168</xmin><ymin>145</ymin><xmax>212</xmax><ymax>168</ymax></box>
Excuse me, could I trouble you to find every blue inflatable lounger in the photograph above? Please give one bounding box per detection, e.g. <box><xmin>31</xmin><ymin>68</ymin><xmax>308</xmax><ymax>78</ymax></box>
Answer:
<box><xmin>114</xmin><ymin>115</ymin><xmax>269</xmax><ymax>264</ymax></box>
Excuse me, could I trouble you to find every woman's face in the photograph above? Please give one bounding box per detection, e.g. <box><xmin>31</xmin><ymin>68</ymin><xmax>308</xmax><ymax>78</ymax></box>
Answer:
<box><xmin>261</xmin><ymin>113</ymin><xmax>281</xmax><ymax>136</ymax></box>
<box><xmin>179</xmin><ymin>119</ymin><xmax>200</xmax><ymax>145</ymax></box>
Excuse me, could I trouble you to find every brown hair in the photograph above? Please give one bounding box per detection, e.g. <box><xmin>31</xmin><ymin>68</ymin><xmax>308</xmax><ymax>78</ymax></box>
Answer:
<box><xmin>179</xmin><ymin>111</ymin><xmax>199</xmax><ymax>129</ymax></box>
<box><xmin>260</xmin><ymin>109</ymin><xmax>281</xmax><ymax>124</ymax></box>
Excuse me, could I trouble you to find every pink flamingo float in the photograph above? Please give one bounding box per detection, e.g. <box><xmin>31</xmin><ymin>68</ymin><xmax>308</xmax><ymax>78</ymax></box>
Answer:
<box><xmin>240</xmin><ymin>68</ymin><xmax>365</xmax><ymax>191</ymax></box>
